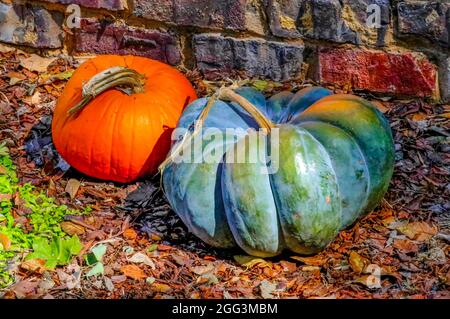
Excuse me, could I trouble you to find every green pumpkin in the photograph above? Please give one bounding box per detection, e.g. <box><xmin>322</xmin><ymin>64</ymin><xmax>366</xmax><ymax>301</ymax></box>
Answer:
<box><xmin>161</xmin><ymin>87</ymin><xmax>394</xmax><ymax>257</ymax></box>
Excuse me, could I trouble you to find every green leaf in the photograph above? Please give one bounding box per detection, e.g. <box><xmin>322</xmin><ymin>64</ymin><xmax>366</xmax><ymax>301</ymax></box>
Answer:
<box><xmin>26</xmin><ymin>236</ymin><xmax>82</xmax><ymax>269</ymax></box>
<box><xmin>92</xmin><ymin>244</ymin><xmax>107</xmax><ymax>261</ymax></box>
<box><xmin>85</xmin><ymin>244</ymin><xmax>107</xmax><ymax>266</ymax></box>
<box><xmin>86</xmin><ymin>262</ymin><xmax>104</xmax><ymax>277</ymax></box>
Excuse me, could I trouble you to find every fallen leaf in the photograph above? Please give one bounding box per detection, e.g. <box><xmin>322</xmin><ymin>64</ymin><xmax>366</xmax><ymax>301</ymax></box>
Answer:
<box><xmin>104</xmin><ymin>277</ymin><xmax>114</xmax><ymax>292</ymax></box>
<box><xmin>20</xmin><ymin>54</ymin><xmax>56</xmax><ymax>72</ymax></box>
<box><xmin>260</xmin><ymin>280</ymin><xmax>277</xmax><ymax>299</ymax></box>
<box><xmin>0</xmin><ymin>233</ymin><xmax>11</xmax><ymax>250</ymax></box>
<box><xmin>65</xmin><ymin>179</ymin><xmax>81</xmax><ymax>199</ymax></box>
<box><xmin>397</xmin><ymin>222</ymin><xmax>437</xmax><ymax>241</ymax></box>
<box><xmin>20</xmin><ymin>259</ymin><xmax>46</xmax><ymax>274</ymax></box>
<box><xmin>127</xmin><ymin>252</ymin><xmax>156</xmax><ymax>269</ymax></box>
<box><xmin>86</xmin><ymin>262</ymin><xmax>104</xmax><ymax>277</ymax></box>
<box><xmin>348</xmin><ymin>251</ymin><xmax>370</xmax><ymax>273</ymax></box>
<box><xmin>152</xmin><ymin>282</ymin><xmax>172</xmax><ymax>293</ymax></box>
<box><xmin>10</xmin><ymin>279</ymin><xmax>40</xmax><ymax>298</ymax></box>
<box><xmin>121</xmin><ymin>264</ymin><xmax>147</xmax><ymax>280</ymax></box>
<box><xmin>411</xmin><ymin>112</ymin><xmax>427</xmax><ymax>121</ymax></box>
<box><xmin>111</xmin><ymin>275</ymin><xmax>127</xmax><ymax>283</ymax></box>
<box><xmin>123</xmin><ymin>228</ymin><xmax>137</xmax><ymax>240</ymax></box>
<box><xmin>371</xmin><ymin>100</ymin><xmax>389</xmax><ymax>113</ymax></box>
<box><xmin>191</xmin><ymin>264</ymin><xmax>214</xmax><ymax>275</ymax></box>
<box><xmin>301</xmin><ymin>266</ymin><xmax>321</xmax><ymax>272</ymax></box>
<box><xmin>393</xmin><ymin>239</ymin><xmax>419</xmax><ymax>253</ymax></box>
<box><xmin>280</xmin><ymin>260</ymin><xmax>297</xmax><ymax>272</ymax></box>
<box><xmin>290</xmin><ymin>255</ymin><xmax>328</xmax><ymax>266</ymax></box>
<box><xmin>61</xmin><ymin>221</ymin><xmax>85</xmax><ymax>236</ymax></box>
<box><xmin>0</xmin><ymin>164</ymin><xmax>7</xmax><ymax>174</ymax></box>
<box><xmin>7</xmin><ymin>71</ymin><xmax>26</xmax><ymax>85</ymax></box>
<box><xmin>234</xmin><ymin>255</ymin><xmax>270</xmax><ymax>268</ymax></box>
<box><xmin>354</xmin><ymin>275</ymin><xmax>380</xmax><ymax>289</ymax></box>
<box><xmin>26</xmin><ymin>91</ymin><xmax>42</xmax><ymax>106</ymax></box>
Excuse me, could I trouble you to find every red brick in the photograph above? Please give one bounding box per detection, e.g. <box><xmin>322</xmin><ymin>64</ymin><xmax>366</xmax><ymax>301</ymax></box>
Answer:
<box><xmin>317</xmin><ymin>48</ymin><xmax>439</xmax><ymax>98</ymax></box>
<box><xmin>74</xmin><ymin>19</ymin><xmax>181</xmax><ymax>65</ymax></box>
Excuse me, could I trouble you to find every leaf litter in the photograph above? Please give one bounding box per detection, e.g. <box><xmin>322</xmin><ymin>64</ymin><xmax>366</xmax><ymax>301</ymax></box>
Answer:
<box><xmin>0</xmin><ymin>49</ymin><xmax>448</xmax><ymax>299</ymax></box>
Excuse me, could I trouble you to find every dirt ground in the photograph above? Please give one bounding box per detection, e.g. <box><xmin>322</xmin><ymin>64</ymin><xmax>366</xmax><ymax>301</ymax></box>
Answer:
<box><xmin>0</xmin><ymin>48</ymin><xmax>449</xmax><ymax>299</ymax></box>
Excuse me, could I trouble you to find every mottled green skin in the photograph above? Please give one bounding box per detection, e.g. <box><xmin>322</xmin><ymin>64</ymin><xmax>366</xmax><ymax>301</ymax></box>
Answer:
<box><xmin>163</xmin><ymin>87</ymin><xmax>395</xmax><ymax>256</ymax></box>
<box><xmin>222</xmin><ymin>131</ymin><xmax>282</xmax><ymax>257</ymax></box>
<box><xmin>298</xmin><ymin>122</ymin><xmax>369</xmax><ymax>228</ymax></box>
<box><xmin>291</xmin><ymin>95</ymin><xmax>395</xmax><ymax>214</ymax></box>
<box><xmin>269</xmin><ymin>126</ymin><xmax>341</xmax><ymax>254</ymax></box>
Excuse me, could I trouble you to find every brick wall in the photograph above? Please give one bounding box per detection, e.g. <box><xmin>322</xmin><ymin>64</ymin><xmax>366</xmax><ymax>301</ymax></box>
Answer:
<box><xmin>0</xmin><ymin>0</ymin><xmax>448</xmax><ymax>101</ymax></box>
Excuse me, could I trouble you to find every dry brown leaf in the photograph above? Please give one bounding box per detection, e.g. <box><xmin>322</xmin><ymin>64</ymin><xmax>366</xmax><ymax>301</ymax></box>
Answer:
<box><xmin>191</xmin><ymin>264</ymin><xmax>215</xmax><ymax>275</ymax></box>
<box><xmin>371</xmin><ymin>100</ymin><xmax>389</xmax><ymax>113</ymax></box>
<box><xmin>280</xmin><ymin>260</ymin><xmax>297</xmax><ymax>272</ymax></box>
<box><xmin>0</xmin><ymin>233</ymin><xmax>11</xmax><ymax>250</ymax></box>
<box><xmin>61</xmin><ymin>221</ymin><xmax>85</xmax><ymax>236</ymax></box>
<box><xmin>152</xmin><ymin>282</ymin><xmax>172</xmax><ymax>293</ymax></box>
<box><xmin>397</xmin><ymin>221</ymin><xmax>437</xmax><ymax>241</ymax></box>
<box><xmin>0</xmin><ymin>164</ymin><xmax>7</xmax><ymax>174</ymax></box>
<box><xmin>301</xmin><ymin>266</ymin><xmax>321</xmax><ymax>272</ymax></box>
<box><xmin>290</xmin><ymin>255</ymin><xmax>328</xmax><ymax>266</ymax></box>
<box><xmin>234</xmin><ymin>255</ymin><xmax>271</xmax><ymax>268</ymax></box>
<box><xmin>348</xmin><ymin>251</ymin><xmax>370</xmax><ymax>273</ymax></box>
<box><xmin>65</xmin><ymin>179</ymin><xmax>81</xmax><ymax>199</ymax></box>
<box><xmin>393</xmin><ymin>239</ymin><xmax>419</xmax><ymax>253</ymax></box>
<box><xmin>20</xmin><ymin>259</ymin><xmax>46</xmax><ymax>274</ymax></box>
<box><xmin>121</xmin><ymin>264</ymin><xmax>147</xmax><ymax>280</ymax></box>
<box><xmin>411</xmin><ymin>112</ymin><xmax>428</xmax><ymax>121</ymax></box>
<box><xmin>20</xmin><ymin>54</ymin><xmax>56</xmax><ymax>73</ymax></box>
<box><xmin>123</xmin><ymin>228</ymin><xmax>137</xmax><ymax>240</ymax></box>
<box><xmin>10</xmin><ymin>279</ymin><xmax>40</xmax><ymax>298</ymax></box>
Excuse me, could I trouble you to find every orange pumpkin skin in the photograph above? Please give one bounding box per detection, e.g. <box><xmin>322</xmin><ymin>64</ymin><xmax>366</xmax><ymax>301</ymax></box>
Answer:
<box><xmin>52</xmin><ymin>55</ymin><xmax>197</xmax><ymax>183</ymax></box>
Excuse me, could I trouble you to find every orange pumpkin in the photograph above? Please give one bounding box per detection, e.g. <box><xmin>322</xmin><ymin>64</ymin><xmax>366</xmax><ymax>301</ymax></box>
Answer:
<box><xmin>52</xmin><ymin>55</ymin><xmax>197</xmax><ymax>183</ymax></box>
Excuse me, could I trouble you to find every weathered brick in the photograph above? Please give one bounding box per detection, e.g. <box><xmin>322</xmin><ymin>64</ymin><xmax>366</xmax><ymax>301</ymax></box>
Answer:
<box><xmin>343</xmin><ymin>0</ymin><xmax>391</xmax><ymax>47</ymax></box>
<box><xmin>317</xmin><ymin>48</ymin><xmax>439</xmax><ymax>98</ymax></box>
<box><xmin>133</xmin><ymin>0</ymin><xmax>265</xmax><ymax>35</ymax></box>
<box><xmin>297</xmin><ymin>0</ymin><xmax>359</xmax><ymax>44</ymax></box>
<box><xmin>295</xmin><ymin>0</ymin><xmax>390</xmax><ymax>46</ymax></box>
<box><xmin>265</xmin><ymin>0</ymin><xmax>302</xmax><ymax>38</ymax></box>
<box><xmin>397</xmin><ymin>1</ymin><xmax>449</xmax><ymax>47</ymax></box>
<box><xmin>193</xmin><ymin>34</ymin><xmax>304</xmax><ymax>81</ymax></box>
<box><xmin>74</xmin><ymin>19</ymin><xmax>181</xmax><ymax>65</ymax></box>
<box><xmin>0</xmin><ymin>2</ymin><xmax>63</xmax><ymax>48</ymax></box>
<box><xmin>43</xmin><ymin>0</ymin><xmax>127</xmax><ymax>11</ymax></box>
<box><xmin>441</xmin><ymin>57</ymin><xmax>450</xmax><ymax>102</ymax></box>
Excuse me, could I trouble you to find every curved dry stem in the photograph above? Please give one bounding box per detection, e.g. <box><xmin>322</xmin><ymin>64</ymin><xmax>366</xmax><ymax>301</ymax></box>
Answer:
<box><xmin>68</xmin><ymin>66</ymin><xmax>146</xmax><ymax>116</ymax></box>
<box><xmin>217</xmin><ymin>87</ymin><xmax>275</xmax><ymax>130</ymax></box>
<box><xmin>158</xmin><ymin>86</ymin><xmax>275</xmax><ymax>173</ymax></box>
<box><xmin>158</xmin><ymin>94</ymin><xmax>218</xmax><ymax>174</ymax></box>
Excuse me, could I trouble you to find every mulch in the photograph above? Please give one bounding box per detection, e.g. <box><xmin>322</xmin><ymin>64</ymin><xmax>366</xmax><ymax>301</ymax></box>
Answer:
<box><xmin>0</xmin><ymin>48</ymin><xmax>448</xmax><ymax>299</ymax></box>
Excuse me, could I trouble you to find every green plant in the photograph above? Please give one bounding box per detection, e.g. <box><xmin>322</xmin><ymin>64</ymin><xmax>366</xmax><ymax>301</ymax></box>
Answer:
<box><xmin>0</xmin><ymin>144</ymin><xmax>89</xmax><ymax>288</ymax></box>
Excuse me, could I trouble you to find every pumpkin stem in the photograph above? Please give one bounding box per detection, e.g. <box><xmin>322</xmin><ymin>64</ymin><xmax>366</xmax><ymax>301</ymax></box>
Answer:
<box><xmin>68</xmin><ymin>66</ymin><xmax>146</xmax><ymax>115</ymax></box>
<box><xmin>158</xmin><ymin>94</ymin><xmax>218</xmax><ymax>173</ymax></box>
<box><xmin>158</xmin><ymin>86</ymin><xmax>275</xmax><ymax>173</ymax></box>
<box><xmin>217</xmin><ymin>87</ymin><xmax>275</xmax><ymax>131</ymax></box>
